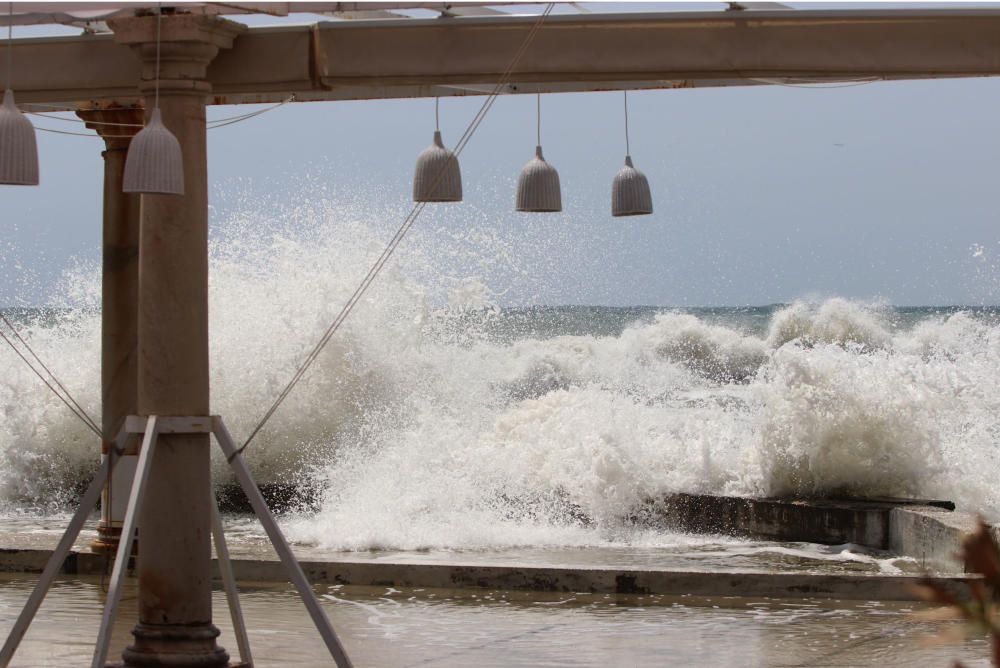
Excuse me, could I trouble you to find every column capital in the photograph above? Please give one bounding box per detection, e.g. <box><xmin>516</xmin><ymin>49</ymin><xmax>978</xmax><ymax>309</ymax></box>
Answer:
<box><xmin>76</xmin><ymin>106</ymin><xmax>145</xmax><ymax>151</ymax></box>
<box><xmin>109</xmin><ymin>14</ymin><xmax>246</xmax><ymax>95</ymax></box>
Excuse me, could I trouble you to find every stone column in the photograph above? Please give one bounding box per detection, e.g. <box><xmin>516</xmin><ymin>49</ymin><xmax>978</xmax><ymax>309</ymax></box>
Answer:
<box><xmin>76</xmin><ymin>106</ymin><xmax>144</xmax><ymax>556</ymax></box>
<box><xmin>109</xmin><ymin>14</ymin><xmax>245</xmax><ymax>668</ymax></box>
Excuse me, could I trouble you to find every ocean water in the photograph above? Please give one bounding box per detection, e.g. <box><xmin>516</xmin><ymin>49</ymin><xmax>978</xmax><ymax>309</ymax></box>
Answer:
<box><xmin>1</xmin><ymin>206</ymin><xmax>999</xmax><ymax>553</ymax></box>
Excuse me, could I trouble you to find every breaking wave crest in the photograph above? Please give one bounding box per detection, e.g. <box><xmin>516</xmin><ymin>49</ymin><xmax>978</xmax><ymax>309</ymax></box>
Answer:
<box><xmin>766</xmin><ymin>298</ymin><xmax>893</xmax><ymax>350</ymax></box>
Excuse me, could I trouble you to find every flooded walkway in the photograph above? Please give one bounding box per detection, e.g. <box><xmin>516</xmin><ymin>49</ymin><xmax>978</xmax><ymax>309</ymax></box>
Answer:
<box><xmin>0</xmin><ymin>573</ymin><xmax>991</xmax><ymax>667</ymax></box>
<box><xmin>0</xmin><ymin>513</ymin><xmax>988</xmax><ymax>665</ymax></box>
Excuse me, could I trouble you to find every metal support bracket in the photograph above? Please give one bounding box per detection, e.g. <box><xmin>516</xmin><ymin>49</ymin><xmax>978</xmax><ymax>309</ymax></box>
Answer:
<box><xmin>0</xmin><ymin>427</ymin><xmax>126</xmax><ymax>667</ymax></box>
<box><xmin>123</xmin><ymin>414</ymin><xmax>212</xmax><ymax>434</ymax></box>
<box><xmin>0</xmin><ymin>415</ymin><xmax>353</xmax><ymax>668</ymax></box>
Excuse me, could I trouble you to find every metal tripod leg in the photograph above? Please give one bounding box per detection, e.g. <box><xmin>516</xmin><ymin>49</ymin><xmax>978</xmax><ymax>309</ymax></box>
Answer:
<box><xmin>91</xmin><ymin>415</ymin><xmax>159</xmax><ymax>668</ymax></box>
<box><xmin>211</xmin><ymin>417</ymin><xmax>353</xmax><ymax>668</ymax></box>
<box><xmin>0</xmin><ymin>446</ymin><xmax>115</xmax><ymax>667</ymax></box>
<box><xmin>211</xmin><ymin>496</ymin><xmax>253</xmax><ymax>666</ymax></box>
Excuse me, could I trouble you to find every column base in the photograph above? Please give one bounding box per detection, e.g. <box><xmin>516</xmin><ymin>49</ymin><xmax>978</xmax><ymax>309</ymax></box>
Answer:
<box><xmin>109</xmin><ymin>664</ymin><xmax>247</xmax><ymax>668</ymax></box>
<box><xmin>90</xmin><ymin>524</ymin><xmax>140</xmax><ymax>555</ymax></box>
<box><xmin>121</xmin><ymin>622</ymin><xmax>229</xmax><ymax>668</ymax></box>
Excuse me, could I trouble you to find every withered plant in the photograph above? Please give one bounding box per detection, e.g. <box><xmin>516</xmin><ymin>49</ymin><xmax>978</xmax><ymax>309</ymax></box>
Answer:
<box><xmin>911</xmin><ymin>518</ymin><xmax>1000</xmax><ymax>667</ymax></box>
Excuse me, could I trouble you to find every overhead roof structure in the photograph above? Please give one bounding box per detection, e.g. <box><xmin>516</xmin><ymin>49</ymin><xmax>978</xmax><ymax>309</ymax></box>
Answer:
<box><xmin>0</xmin><ymin>1</ymin><xmax>528</xmax><ymax>28</ymax></box>
<box><xmin>6</xmin><ymin>3</ymin><xmax>1000</xmax><ymax>111</ymax></box>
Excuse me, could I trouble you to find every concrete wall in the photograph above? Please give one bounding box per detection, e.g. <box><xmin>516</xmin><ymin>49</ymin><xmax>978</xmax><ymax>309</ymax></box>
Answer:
<box><xmin>644</xmin><ymin>493</ymin><xmax>980</xmax><ymax>574</ymax></box>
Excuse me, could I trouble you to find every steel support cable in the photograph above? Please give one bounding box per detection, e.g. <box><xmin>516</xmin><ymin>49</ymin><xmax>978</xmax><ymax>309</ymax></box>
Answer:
<box><xmin>0</xmin><ymin>314</ymin><xmax>100</xmax><ymax>434</ymax></box>
<box><xmin>0</xmin><ymin>316</ymin><xmax>101</xmax><ymax>437</ymax></box>
<box><xmin>235</xmin><ymin>4</ymin><xmax>556</xmax><ymax>456</ymax></box>
<box><xmin>27</xmin><ymin>112</ymin><xmax>144</xmax><ymax>127</ymax></box>
<box><xmin>237</xmin><ymin>6</ymin><xmax>554</xmax><ymax>454</ymax></box>
<box><xmin>749</xmin><ymin>76</ymin><xmax>883</xmax><ymax>88</ymax></box>
<box><xmin>34</xmin><ymin>126</ymin><xmax>133</xmax><ymax>138</ymax></box>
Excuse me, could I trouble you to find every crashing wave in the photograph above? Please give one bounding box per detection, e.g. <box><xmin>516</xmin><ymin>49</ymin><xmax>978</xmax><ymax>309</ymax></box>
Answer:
<box><xmin>3</xmin><ymin>197</ymin><xmax>999</xmax><ymax>546</ymax></box>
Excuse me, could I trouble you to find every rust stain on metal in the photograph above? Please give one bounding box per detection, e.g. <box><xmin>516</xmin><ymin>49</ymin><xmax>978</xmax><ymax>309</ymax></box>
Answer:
<box><xmin>309</xmin><ymin>24</ymin><xmax>335</xmax><ymax>91</ymax></box>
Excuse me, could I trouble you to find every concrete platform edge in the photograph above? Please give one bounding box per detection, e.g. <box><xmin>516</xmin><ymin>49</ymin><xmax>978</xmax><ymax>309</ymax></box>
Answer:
<box><xmin>0</xmin><ymin>546</ymin><xmax>975</xmax><ymax>602</ymax></box>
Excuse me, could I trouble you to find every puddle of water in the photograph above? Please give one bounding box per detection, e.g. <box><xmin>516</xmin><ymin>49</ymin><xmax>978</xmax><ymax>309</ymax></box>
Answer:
<box><xmin>0</xmin><ymin>574</ymin><xmax>991</xmax><ymax>667</ymax></box>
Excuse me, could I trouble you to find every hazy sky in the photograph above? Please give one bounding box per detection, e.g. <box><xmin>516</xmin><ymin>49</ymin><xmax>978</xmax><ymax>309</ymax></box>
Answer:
<box><xmin>3</xmin><ymin>2</ymin><xmax>1000</xmax><ymax>307</ymax></box>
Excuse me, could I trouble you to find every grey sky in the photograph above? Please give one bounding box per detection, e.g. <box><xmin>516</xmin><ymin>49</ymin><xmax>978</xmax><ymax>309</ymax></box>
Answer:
<box><xmin>3</xmin><ymin>3</ymin><xmax>1000</xmax><ymax>307</ymax></box>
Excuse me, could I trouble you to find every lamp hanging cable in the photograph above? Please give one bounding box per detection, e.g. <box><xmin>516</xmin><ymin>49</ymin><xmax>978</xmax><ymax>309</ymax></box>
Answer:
<box><xmin>535</xmin><ymin>93</ymin><xmax>541</xmax><ymax>146</ymax></box>
<box><xmin>237</xmin><ymin>3</ymin><xmax>557</xmax><ymax>455</ymax></box>
<box><xmin>154</xmin><ymin>3</ymin><xmax>161</xmax><ymax>111</ymax></box>
<box><xmin>623</xmin><ymin>90</ymin><xmax>630</xmax><ymax>156</ymax></box>
<box><xmin>6</xmin><ymin>2</ymin><xmax>12</xmax><ymax>91</ymax></box>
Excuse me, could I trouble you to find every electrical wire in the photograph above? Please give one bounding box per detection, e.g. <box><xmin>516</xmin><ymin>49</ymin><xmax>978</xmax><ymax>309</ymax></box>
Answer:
<box><xmin>33</xmin><ymin>97</ymin><xmax>292</xmax><ymax>127</ymax></box>
<box><xmin>26</xmin><ymin>96</ymin><xmax>295</xmax><ymax>137</ymax></box>
<box><xmin>235</xmin><ymin>3</ymin><xmax>557</xmax><ymax>456</ymax></box>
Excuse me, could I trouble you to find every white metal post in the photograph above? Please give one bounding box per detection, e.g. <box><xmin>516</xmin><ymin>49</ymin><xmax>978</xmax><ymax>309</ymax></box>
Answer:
<box><xmin>92</xmin><ymin>416</ymin><xmax>160</xmax><ymax>668</ymax></box>
<box><xmin>211</xmin><ymin>498</ymin><xmax>253</xmax><ymax>666</ymax></box>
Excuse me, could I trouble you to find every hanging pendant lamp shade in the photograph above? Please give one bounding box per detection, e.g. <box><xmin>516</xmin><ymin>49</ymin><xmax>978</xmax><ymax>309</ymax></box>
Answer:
<box><xmin>413</xmin><ymin>130</ymin><xmax>462</xmax><ymax>202</ymax></box>
<box><xmin>0</xmin><ymin>89</ymin><xmax>39</xmax><ymax>186</ymax></box>
<box><xmin>611</xmin><ymin>91</ymin><xmax>652</xmax><ymax>217</ymax></box>
<box><xmin>516</xmin><ymin>146</ymin><xmax>561</xmax><ymax>213</ymax></box>
<box><xmin>122</xmin><ymin>108</ymin><xmax>184</xmax><ymax>195</ymax></box>
<box><xmin>612</xmin><ymin>155</ymin><xmax>653</xmax><ymax>217</ymax></box>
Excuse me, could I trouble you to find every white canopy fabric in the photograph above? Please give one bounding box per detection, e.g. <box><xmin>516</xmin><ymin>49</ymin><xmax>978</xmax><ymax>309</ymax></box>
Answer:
<box><xmin>0</xmin><ymin>2</ymin><xmax>524</xmax><ymax>27</ymax></box>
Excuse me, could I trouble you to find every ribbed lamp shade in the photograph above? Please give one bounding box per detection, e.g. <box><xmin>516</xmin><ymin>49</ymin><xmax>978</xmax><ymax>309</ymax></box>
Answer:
<box><xmin>611</xmin><ymin>155</ymin><xmax>652</xmax><ymax>217</ymax></box>
<box><xmin>516</xmin><ymin>145</ymin><xmax>561</xmax><ymax>213</ymax></box>
<box><xmin>123</xmin><ymin>108</ymin><xmax>184</xmax><ymax>195</ymax></box>
<box><xmin>413</xmin><ymin>130</ymin><xmax>462</xmax><ymax>202</ymax></box>
<box><xmin>0</xmin><ymin>89</ymin><xmax>39</xmax><ymax>186</ymax></box>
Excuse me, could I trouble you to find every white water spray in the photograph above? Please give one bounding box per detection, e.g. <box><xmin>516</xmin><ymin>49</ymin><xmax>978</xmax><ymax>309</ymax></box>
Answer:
<box><xmin>2</xmin><ymin>195</ymin><xmax>998</xmax><ymax>548</ymax></box>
